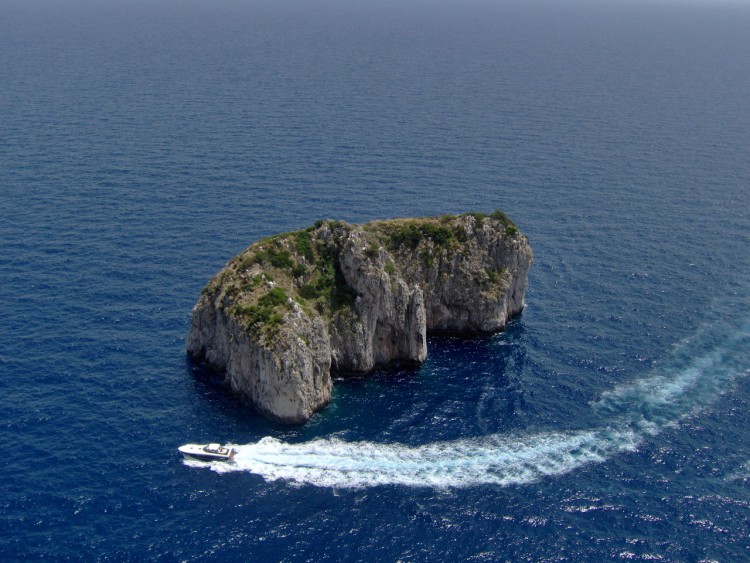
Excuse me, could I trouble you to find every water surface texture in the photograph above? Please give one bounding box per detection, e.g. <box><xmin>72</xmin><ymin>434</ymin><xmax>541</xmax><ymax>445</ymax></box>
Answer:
<box><xmin>2</xmin><ymin>0</ymin><xmax>749</xmax><ymax>560</ymax></box>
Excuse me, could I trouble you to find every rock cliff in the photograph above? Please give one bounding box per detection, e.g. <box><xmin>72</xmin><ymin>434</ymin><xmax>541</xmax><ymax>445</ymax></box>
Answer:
<box><xmin>187</xmin><ymin>212</ymin><xmax>533</xmax><ymax>423</ymax></box>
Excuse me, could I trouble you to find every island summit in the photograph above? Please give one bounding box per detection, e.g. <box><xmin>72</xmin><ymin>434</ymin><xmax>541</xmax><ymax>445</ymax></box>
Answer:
<box><xmin>187</xmin><ymin>212</ymin><xmax>533</xmax><ymax>424</ymax></box>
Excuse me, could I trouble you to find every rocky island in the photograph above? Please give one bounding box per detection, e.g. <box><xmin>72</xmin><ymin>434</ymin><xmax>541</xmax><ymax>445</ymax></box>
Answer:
<box><xmin>187</xmin><ymin>212</ymin><xmax>533</xmax><ymax>424</ymax></box>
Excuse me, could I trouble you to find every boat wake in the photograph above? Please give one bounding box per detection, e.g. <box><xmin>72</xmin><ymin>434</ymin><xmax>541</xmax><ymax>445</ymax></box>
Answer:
<box><xmin>196</xmin><ymin>318</ymin><xmax>750</xmax><ymax>488</ymax></box>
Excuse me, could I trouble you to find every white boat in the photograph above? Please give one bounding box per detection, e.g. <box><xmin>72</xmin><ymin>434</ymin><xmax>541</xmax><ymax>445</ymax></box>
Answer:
<box><xmin>178</xmin><ymin>443</ymin><xmax>237</xmax><ymax>462</ymax></box>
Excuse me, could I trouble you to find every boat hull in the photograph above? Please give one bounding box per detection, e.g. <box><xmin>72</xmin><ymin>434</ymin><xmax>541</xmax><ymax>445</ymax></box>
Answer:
<box><xmin>178</xmin><ymin>443</ymin><xmax>236</xmax><ymax>462</ymax></box>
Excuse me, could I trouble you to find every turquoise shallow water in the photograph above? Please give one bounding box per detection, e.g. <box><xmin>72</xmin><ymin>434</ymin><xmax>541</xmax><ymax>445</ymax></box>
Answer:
<box><xmin>1</xmin><ymin>0</ymin><xmax>749</xmax><ymax>560</ymax></box>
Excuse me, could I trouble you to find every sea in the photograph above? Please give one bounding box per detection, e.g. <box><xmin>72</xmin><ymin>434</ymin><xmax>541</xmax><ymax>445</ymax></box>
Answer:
<box><xmin>2</xmin><ymin>0</ymin><xmax>749</xmax><ymax>560</ymax></box>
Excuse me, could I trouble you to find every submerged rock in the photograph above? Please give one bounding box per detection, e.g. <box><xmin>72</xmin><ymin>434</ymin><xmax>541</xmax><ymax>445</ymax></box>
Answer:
<box><xmin>187</xmin><ymin>212</ymin><xmax>533</xmax><ymax>424</ymax></box>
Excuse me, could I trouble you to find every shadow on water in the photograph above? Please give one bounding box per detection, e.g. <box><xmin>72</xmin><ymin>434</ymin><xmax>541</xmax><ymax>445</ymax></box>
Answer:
<box><xmin>315</xmin><ymin>320</ymin><xmax>534</xmax><ymax>442</ymax></box>
<box><xmin>477</xmin><ymin>321</ymin><xmax>534</xmax><ymax>434</ymax></box>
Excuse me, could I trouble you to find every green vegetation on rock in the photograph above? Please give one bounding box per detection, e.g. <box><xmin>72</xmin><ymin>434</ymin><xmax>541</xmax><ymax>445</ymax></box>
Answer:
<box><xmin>232</xmin><ymin>286</ymin><xmax>290</xmax><ymax>336</ymax></box>
<box><xmin>294</xmin><ymin>230</ymin><xmax>315</xmax><ymax>262</ymax></box>
<box><xmin>386</xmin><ymin>221</ymin><xmax>460</xmax><ymax>249</ymax></box>
<box><xmin>206</xmin><ymin>210</ymin><xmax>522</xmax><ymax>339</ymax></box>
<box><xmin>253</xmin><ymin>245</ymin><xmax>295</xmax><ymax>269</ymax></box>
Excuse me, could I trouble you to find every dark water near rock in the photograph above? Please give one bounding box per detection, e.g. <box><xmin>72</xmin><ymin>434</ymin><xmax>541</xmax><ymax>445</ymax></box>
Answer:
<box><xmin>2</xmin><ymin>0</ymin><xmax>750</xmax><ymax>560</ymax></box>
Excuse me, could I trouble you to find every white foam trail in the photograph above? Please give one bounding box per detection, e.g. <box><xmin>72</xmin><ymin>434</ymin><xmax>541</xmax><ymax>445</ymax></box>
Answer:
<box><xmin>596</xmin><ymin>319</ymin><xmax>750</xmax><ymax>432</ymax></box>
<box><xmin>209</xmin><ymin>429</ymin><xmax>640</xmax><ymax>488</ymax></box>
<box><xmin>189</xmin><ymin>320</ymin><xmax>750</xmax><ymax>488</ymax></box>
<box><xmin>726</xmin><ymin>461</ymin><xmax>750</xmax><ymax>482</ymax></box>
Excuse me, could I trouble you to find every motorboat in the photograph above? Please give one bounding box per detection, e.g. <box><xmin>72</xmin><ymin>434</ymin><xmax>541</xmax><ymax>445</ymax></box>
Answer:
<box><xmin>178</xmin><ymin>443</ymin><xmax>237</xmax><ymax>462</ymax></box>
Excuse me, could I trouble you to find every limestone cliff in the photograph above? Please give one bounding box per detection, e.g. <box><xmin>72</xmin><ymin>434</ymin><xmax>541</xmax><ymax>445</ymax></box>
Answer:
<box><xmin>187</xmin><ymin>212</ymin><xmax>533</xmax><ymax>424</ymax></box>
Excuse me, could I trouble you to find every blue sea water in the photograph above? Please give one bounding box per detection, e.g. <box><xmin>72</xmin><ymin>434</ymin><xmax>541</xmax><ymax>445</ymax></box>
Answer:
<box><xmin>2</xmin><ymin>0</ymin><xmax>750</xmax><ymax>560</ymax></box>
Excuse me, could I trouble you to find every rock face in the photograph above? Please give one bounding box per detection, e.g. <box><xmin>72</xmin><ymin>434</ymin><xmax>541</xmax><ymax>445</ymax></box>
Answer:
<box><xmin>187</xmin><ymin>212</ymin><xmax>533</xmax><ymax>424</ymax></box>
